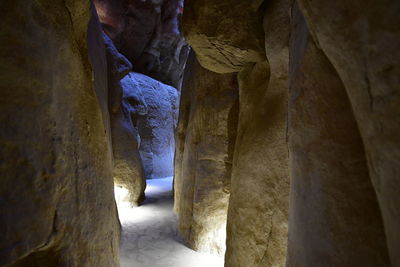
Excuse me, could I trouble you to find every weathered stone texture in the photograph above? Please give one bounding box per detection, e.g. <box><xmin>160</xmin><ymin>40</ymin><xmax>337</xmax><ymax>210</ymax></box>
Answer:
<box><xmin>174</xmin><ymin>52</ymin><xmax>239</xmax><ymax>255</ymax></box>
<box><xmin>286</xmin><ymin>4</ymin><xmax>390</xmax><ymax>266</ymax></box>
<box><xmin>0</xmin><ymin>1</ymin><xmax>119</xmax><ymax>266</ymax></box>
<box><xmin>104</xmin><ymin>33</ymin><xmax>146</xmax><ymax>207</ymax></box>
<box><xmin>182</xmin><ymin>0</ymin><xmax>266</xmax><ymax>73</ymax></box>
<box><xmin>93</xmin><ymin>0</ymin><xmax>190</xmax><ymax>89</ymax></box>
<box><xmin>225</xmin><ymin>61</ymin><xmax>289</xmax><ymax>267</ymax></box>
<box><xmin>296</xmin><ymin>1</ymin><xmax>400</xmax><ymax>264</ymax></box>
<box><xmin>224</xmin><ymin>1</ymin><xmax>291</xmax><ymax>266</ymax></box>
<box><xmin>121</xmin><ymin>72</ymin><xmax>179</xmax><ymax>179</ymax></box>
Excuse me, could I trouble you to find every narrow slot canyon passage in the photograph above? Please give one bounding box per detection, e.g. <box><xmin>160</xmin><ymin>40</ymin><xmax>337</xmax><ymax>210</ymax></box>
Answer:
<box><xmin>1</xmin><ymin>0</ymin><xmax>399</xmax><ymax>267</ymax></box>
<box><xmin>115</xmin><ymin>177</ymin><xmax>224</xmax><ymax>267</ymax></box>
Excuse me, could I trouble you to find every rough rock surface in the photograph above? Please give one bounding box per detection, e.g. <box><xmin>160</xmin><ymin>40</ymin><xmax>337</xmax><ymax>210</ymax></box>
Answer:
<box><xmin>174</xmin><ymin>52</ymin><xmax>239</xmax><ymax>255</ymax></box>
<box><xmin>121</xmin><ymin>72</ymin><xmax>179</xmax><ymax>179</ymax></box>
<box><xmin>0</xmin><ymin>1</ymin><xmax>119</xmax><ymax>266</ymax></box>
<box><xmin>295</xmin><ymin>1</ymin><xmax>400</xmax><ymax>264</ymax></box>
<box><xmin>104</xmin><ymin>33</ymin><xmax>146</xmax><ymax>206</ymax></box>
<box><xmin>224</xmin><ymin>1</ymin><xmax>291</xmax><ymax>266</ymax></box>
<box><xmin>286</xmin><ymin>4</ymin><xmax>390</xmax><ymax>266</ymax></box>
<box><xmin>182</xmin><ymin>0</ymin><xmax>266</xmax><ymax>73</ymax></box>
<box><xmin>225</xmin><ymin>61</ymin><xmax>289</xmax><ymax>267</ymax></box>
<box><xmin>93</xmin><ymin>0</ymin><xmax>190</xmax><ymax>89</ymax></box>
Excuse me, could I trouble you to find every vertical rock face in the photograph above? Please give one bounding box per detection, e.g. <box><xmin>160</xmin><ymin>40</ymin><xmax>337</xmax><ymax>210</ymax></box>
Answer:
<box><xmin>93</xmin><ymin>0</ymin><xmax>190</xmax><ymax>89</ymax></box>
<box><xmin>224</xmin><ymin>1</ymin><xmax>290</xmax><ymax>266</ymax></box>
<box><xmin>225</xmin><ymin>61</ymin><xmax>289</xmax><ymax>267</ymax></box>
<box><xmin>104</xmin><ymin>33</ymin><xmax>146</xmax><ymax>206</ymax></box>
<box><xmin>0</xmin><ymin>1</ymin><xmax>119</xmax><ymax>266</ymax></box>
<box><xmin>181</xmin><ymin>0</ymin><xmax>290</xmax><ymax>264</ymax></box>
<box><xmin>182</xmin><ymin>0</ymin><xmax>266</xmax><ymax>73</ymax></box>
<box><xmin>286</xmin><ymin>4</ymin><xmax>390</xmax><ymax>266</ymax></box>
<box><xmin>121</xmin><ymin>72</ymin><xmax>179</xmax><ymax>179</ymax></box>
<box><xmin>174</xmin><ymin>52</ymin><xmax>239</xmax><ymax>254</ymax></box>
<box><xmin>295</xmin><ymin>1</ymin><xmax>400</xmax><ymax>264</ymax></box>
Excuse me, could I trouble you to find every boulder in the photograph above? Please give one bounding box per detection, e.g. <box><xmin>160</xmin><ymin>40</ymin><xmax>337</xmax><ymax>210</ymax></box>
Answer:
<box><xmin>182</xmin><ymin>0</ymin><xmax>266</xmax><ymax>73</ymax></box>
<box><xmin>224</xmin><ymin>1</ymin><xmax>291</xmax><ymax>266</ymax></box>
<box><xmin>286</xmin><ymin>4</ymin><xmax>390</xmax><ymax>266</ymax></box>
<box><xmin>121</xmin><ymin>72</ymin><xmax>179</xmax><ymax>179</ymax></box>
<box><xmin>174</xmin><ymin>52</ymin><xmax>239</xmax><ymax>254</ymax></box>
<box><xmin>0</xmin><ymin>1</ymin><xmax>119</xmax><ymax>266</ymax></box>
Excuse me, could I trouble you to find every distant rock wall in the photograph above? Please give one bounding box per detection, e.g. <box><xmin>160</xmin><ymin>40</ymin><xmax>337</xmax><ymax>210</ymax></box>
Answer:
<box><xmin>0</xmin><ymin>1</ymin><xmax>119</xmax><ymax>266</ymax></box>
<box><xmin>93</xmin><ymin>0</ymin><xmax>190</xmax><ymax>89</ymax></box>
<box><xmin>104</xmin><ymin>33</ymin><xmax>146</xmax><ymax>206</ymax></box>
<box><xmin>121</xmin><ymin>72</ymin><xmax>179</xmax><ymax>179</ymax></box>
<box><xmin>174</xmin><ymin>51</ymin><xmax>239</xmax><ymax>254</ymax></box>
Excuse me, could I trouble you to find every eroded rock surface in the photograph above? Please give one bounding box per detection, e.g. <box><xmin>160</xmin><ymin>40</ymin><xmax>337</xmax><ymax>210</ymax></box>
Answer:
<box><xmin>182</xmin><ymin>0</ymin><xmax>266</xmax><ymax>73</ymax></box>
<box><xmin>174</xmin><ymin>52</ymin><xmax>239</xmax><ymax>254</ymax></box>
<box><xmin>0</xmin><ymin>2</ymin><xmax>119</xmax><ymax>266</ymax></box>
<box><xmin>121</xmin><ymin>72</ymin><xmax>179</xmax><ymax>179</ymax></box>
<box><xmin>224</xmin><ymin>1</ymin><xmax>291</xmax><ymax>266</ymax></box>
<box><xmin>286</xmin><ymin>4</ymin><xmax>390</xmax><ymax>266</ymax></box>
<box><xmin>294</xmin><ymin>1</ymin><xmax>400</xmax><ymax>264</ymax></box>
<box><xmin>93</xmin><ymin>0</ymin><xmax>190</xmax><ymax>88</ymax></box>
<box><xmin>104</xmin><ymin>32</ymin><xmax>146</xmax><ymax>206</ymax></box>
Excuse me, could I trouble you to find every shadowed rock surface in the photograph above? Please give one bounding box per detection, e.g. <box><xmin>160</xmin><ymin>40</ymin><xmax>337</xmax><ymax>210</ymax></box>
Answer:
<box><xmin>93</xmin><ymin>0</ymin><xmax>190</xmax><ymax>89</ymax></box>
<box><xmin>182</xmin><ymin>0</ymin><xmax>266</xmax><ymax>73</ymax></box>
<box><xmin>225</xmin><ymin>1</ymin><xmax>291</xmax><ymax>266</ymax></box>
<box><xmin>174</xmin><ymin>51</ymin><xmax>239</xmax><ymax>254</ymax></box>
<box><xmin>0</xmin><ymin>2</ymin><xmax>119</xmax><ymax>266</ymax></box>
<box><xmin>121</xmin><ymin>72</ymin><xmax>179</xmax><ymax>179</ymax></box>
<box><xmin>104</xmin><ymin>32</ymin><xmax>147</xmax><ymax>206</ymax></box>
<box><xmin>1</xmin><ymin>0</ymin><xmax>399</xmax><ymax>266</ymax></box>
<box><xmin>296</xmin><ymin>1</ymin><xmax>400</xmax><ymax>264</ymax></box>
<box><xmin>286</xmin><ymin>4</ymin><xmax>390</xmax><ymax>266</ymax></box>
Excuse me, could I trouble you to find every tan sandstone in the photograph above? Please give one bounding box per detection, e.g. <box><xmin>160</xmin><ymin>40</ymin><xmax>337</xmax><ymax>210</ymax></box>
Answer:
<box><xmin>0</xmin><ymin>1</ymin><xmax>119</xmax><ymax>266</ymax></box>
<box><xmin>174</xmin><ymin>51</ymin><xmax>239</xmax><ymax>254</ymax></box>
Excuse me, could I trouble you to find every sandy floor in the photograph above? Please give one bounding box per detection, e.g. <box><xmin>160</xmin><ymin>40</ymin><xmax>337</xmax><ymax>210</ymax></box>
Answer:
<box><xmin>116</xmin><ymin>177</ymin><xmax>224</xmax><ymax>267</ymax></box>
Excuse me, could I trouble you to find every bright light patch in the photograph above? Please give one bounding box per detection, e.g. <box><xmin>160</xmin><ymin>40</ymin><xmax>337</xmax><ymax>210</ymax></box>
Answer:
<box><xmin>116</xmin><ymin>177</ymin><xmax>225</xmax><ymax>267</ymax></box>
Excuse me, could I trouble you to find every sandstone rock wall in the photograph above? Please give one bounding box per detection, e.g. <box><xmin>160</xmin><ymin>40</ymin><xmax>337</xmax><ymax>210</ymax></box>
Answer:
<box><xmin>93</xmin><ymin>0</ymin><xmax>190</xmax><ymax>89</ymax></box>
<box><xmin>181</xmin><ymin>0</ymin><xmax>291</xmax><ymax>265</ymax></box>
<box><xmin>295</xmin><ymin>1</ymin><xmax>400</xmax><ymax>264</ymax></box>
<box><xmin>286</xmin><ymin>4</ymin><xmax>390</xmax><ymax>266</ymax></box>
<box><xmin>121</xmin><ymin>72</ymin><xmax>179</xmax><ymax>179</ymax></box>
<box><xmin>0</xmin><ymin>1</ymin><xmax>119</xmax><ymax>266</ymax></box>
<box><xmin>225</xmin><ymin>1</ymin><xmax>291</xmax><ymax>265</ymax></box>
<box><xmin>174</xmin><ymin>51</ymin><xmax>239</xmax><ymax>254</ymax></box>
<box><xmin>182</xmin><ymin>0</ymin><xmax>266</xmax><ymax>73</ymax></box>
<box><xmin>104</xmin><ymin>33</ymin><xmax>146</xmax><ymax>207</ymax></box>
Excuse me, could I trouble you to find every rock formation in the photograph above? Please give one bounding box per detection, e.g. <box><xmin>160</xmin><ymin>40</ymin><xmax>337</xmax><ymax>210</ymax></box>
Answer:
<box><xmin>295</xmin><ymin>1</ymin><xmax>400</xmax><ymax>264</ymax></box>
<box><xmin>1</xmin><ymin>0</ymin><xmax>399</xmax><ymax>266</ymax></box>
<box><xmin>182</xmin><ymin>0</ymin><xmax>265</xmax><ymax>73</ymax></box>
<box><xmin>93</xmin><ymin>0</ymin><xmax>190</xmax><ymax>89</ymax></box>
<box><xmin>0</xmin><ymin>2</ymin><xmax>119</xmax><ymax>266</ymax></box>
<box><xmin>225</xmin><ymin>2</ymin><xmax>291</xmax><ymax>266</ymax></box>
<box><xmin>174</xmin><ymin>51</ymin><xmax>239</xmax><ymax>254</ymax></box>
<box><xmin>104</xmin><ymin>32</ymin><xmax>147</xmax><ymax>207</ymax></box>
<box><xmin>121</xmin><ymin>72</ymin><xmax>179</xmax><ymax>179</ymax></box>
<box><xmin>286</xmin><ymin>3</ymin><xmax>390</xmax><ymax>266</ymax></box>
<box><xmin>180</xmin><ymin>0</ymin><xmax>290</xmax><ymax>265</ymax></box>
